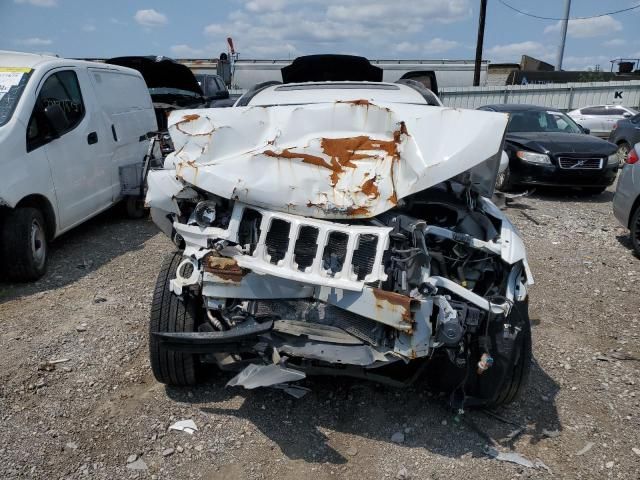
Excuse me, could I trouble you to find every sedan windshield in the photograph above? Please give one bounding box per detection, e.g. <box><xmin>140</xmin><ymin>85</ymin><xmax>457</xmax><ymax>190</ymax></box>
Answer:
<box><xmin>0</xmin><ymin>68</ymin><xmax>32</xmax><ymax>127</ymax></box>
<box><xmin>508</xmin><ymin>110</ymin><xmax>582</xmax><ymax>134</ymax></box>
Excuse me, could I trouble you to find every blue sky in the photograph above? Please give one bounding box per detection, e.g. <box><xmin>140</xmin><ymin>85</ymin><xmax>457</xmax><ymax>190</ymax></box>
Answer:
<box><xmin>1</xmin><ymin>0</ymin><xmax>638</xmax><ymax>70</ymax></box>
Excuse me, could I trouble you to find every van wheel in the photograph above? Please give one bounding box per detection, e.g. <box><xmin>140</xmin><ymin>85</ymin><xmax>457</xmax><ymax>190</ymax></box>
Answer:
<box><xmin>630</xmin><ymin>206</ymin><xmax>640</xmax><ymax>256</ymax></box>
<box><xmin>149</xmin><ymin>252</ymin><xmax>200</xmax><ymax>386</ymax></box>
<box><xmin>495</xmin><ymin>166</ymin><xmax>514</xmax><ymax>192</ymax></box>
<box><xmin>1</xmin><ymin>207</ymin><xmax>48</xmax><ymax>281</ymax></box>
<box><xmin>125</xmin><ymin>196</ymin><xmax>148</xmax><ymax>219</ymax></box>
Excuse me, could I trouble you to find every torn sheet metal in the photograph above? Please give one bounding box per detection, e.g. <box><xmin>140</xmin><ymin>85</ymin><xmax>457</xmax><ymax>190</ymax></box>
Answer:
<box><xmin>226</xmin><ymin>363</ymin><xmax>306</xmax><ymax>389</ymax></box>
<box><xmin>157</xmin><ymin>102</ymin><xmax>508</xmax><ymax>219</ymax></box>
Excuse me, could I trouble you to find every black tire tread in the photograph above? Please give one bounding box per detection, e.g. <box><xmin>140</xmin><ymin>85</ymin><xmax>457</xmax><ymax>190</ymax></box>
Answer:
<box><xmin>630</xmin><ymin>206</ymin><xmax>640</xmax><ymax>256</ymax></box>
<box><xmin>149</xmin><ymin>252</ymin><xmax>198</xmax><ymax>386</ymax></box>
<box><xmin>490</xmin><ymin>300</ymin><xmax>532</xmax><ymax>407</ymax></box>
<box><xmin>1</xmin><ymin>207</ymin><xmax>47</xmax><ymax>282</ymax></box>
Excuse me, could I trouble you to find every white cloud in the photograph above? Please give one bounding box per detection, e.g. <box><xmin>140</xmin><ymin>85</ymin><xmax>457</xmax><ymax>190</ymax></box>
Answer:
<box><xmin>134</xmin><ymin>9</ymin><xmax>168</xmax><ymax>27</ymax></box>
<box><xmin>14</xmin><ymin>37</ymin><xmax>53</xmax><ymax>46</ymax></box>
<box><xmin>486</xmin><ymin>41</ymin><xmax>554</xmax><ymax>63</ymax></box>
<box><xmin>544</xmin><ymin>15</ymin><xmax>622</xmax><ymax>39</ymax></box>
<box><xmin>394</xmin><ymin>38</ymin><xmax>459</xmax><ymax>54</ymax></box>
<box><xmin>170</xmin><ymin>44</ymin><xmax>205</xmax><ymax>57</ymax></box>
<box><xmin>202</xmin><ymin>0</ymin><xmax>471</xmax><ymax>58</ymax></box>
<box><xmin>246</xmin><ymin>0</ymin><xmax>287</xmax><ymax>12</ymax></box>
<box><xmin>14</xmin><ymin>0</ymin><xmax>57</xmax><ymax>6</ymax></box>
<box><xmin>604</xmin><ymin>38</ymin><xmax>626</xmax><ymax>48</ymax></box>
<box><xmin>82</xmin><ymin>24</ymin><xmax>96</xmax><ymax>32</ymax></box>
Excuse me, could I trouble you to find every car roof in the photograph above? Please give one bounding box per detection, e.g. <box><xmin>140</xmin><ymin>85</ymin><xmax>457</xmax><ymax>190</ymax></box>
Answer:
<box><xmin>481</xmin><ymin>104</ymin><xmax>557</xmax><ymax>113</ymax></box>
<box><xmin>0</xmin><ymin>50</ymin><xmax>143</xmax><ymax>77</ymax></box>
<box><xmin>247</xmin><ymin>81</ymin><xmax>430</xmax><ymax>106</ymax></box>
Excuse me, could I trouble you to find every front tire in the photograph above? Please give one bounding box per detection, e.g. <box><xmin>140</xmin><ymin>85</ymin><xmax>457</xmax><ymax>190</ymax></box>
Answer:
<box><xmin>630</xmin><ymin>206</ymin><xmax>640</xmax><ymax>256</ymax></box>
<box><xmin>474</xmin><ymin>300</ymin><xmax>532</xmax><ymax>407</ymax></box>
<box><xmin>495</xmin><ymin>166</ymin><xmax>514</xmax><ymax>192</ymax></box>
<box><xmin>1</xmin><ymin>207</ymin><xmax>48</xmax><ymax>281</ymax></box>
<box><xmin>149</xmin><ymin>252</ymin><xmax>200</xmax><ymax>386</ymax></box>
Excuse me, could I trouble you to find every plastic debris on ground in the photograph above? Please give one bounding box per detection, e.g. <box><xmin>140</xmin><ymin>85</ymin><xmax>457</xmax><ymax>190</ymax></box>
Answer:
<box><xmin>226</xmin><ymin>363</ymin><xmax>306</xmax><ymax>389</ymax></box>
<box><xmin>484</xmin><ymin>446</ymin><xmax>550</xmax><ymax>472</ymax></box>
<box><xmin>168</xmin><ymin>419</ymin><xmax>198</xmax><ymax>435</ymax></box>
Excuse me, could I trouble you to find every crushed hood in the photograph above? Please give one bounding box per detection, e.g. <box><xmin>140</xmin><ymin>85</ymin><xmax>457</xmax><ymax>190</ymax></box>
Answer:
<box><xmin>105</xmin><ymin>56</ymin><xmax>203</xmax><ymax>95</ymax></box>
<box><xmin>160</xmin><ymin>101</ymin><xmax>509</xmax><ymax>219</ymax></box>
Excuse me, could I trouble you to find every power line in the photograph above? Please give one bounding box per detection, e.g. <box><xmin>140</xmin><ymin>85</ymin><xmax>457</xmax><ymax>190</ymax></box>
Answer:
<box><xmin>497</xmin><ymin>0</ymin><xmax>640</xmax><ymax>21</ymax></box>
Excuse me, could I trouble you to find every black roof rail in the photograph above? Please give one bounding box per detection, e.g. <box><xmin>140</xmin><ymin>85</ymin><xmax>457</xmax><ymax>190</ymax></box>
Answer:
<box><xmin>235</xmin><ymin>81</ymin><xmax>282</xmax><ymax>106</ymax></box>
<box><xmin>396</xmin><ymin>79</ymin><xmax>441</xmax><ymax>106</ymax></box>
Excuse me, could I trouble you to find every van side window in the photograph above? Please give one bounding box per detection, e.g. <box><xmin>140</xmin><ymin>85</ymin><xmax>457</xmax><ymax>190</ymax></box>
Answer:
<box><xmin>27</xmin><ymin>70</ymin><xmax>85</xmax><ymax>151</ymax></box>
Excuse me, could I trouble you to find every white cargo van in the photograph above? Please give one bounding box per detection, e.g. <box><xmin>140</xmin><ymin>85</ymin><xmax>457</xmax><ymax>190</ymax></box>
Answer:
<box><xmin>0</xmin><ymin>51</ymin><xmax>157</xmax><ymax>281</ymax></box>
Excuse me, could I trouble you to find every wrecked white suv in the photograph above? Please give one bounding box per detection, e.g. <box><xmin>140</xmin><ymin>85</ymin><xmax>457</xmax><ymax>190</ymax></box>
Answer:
<box><xmin>146</xmin><ymin>61</ymin><xmax>533</xmax><ymax>408</ymax></box>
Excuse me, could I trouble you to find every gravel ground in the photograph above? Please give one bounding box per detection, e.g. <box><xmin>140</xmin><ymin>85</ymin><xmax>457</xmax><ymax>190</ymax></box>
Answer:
<box><xmin>1</xmin><ymin>187</ymin><xmax>639</xmax><ymax>480</ymax></box>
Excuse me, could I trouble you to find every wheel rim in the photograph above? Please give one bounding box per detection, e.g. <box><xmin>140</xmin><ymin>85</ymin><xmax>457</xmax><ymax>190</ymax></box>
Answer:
<box><xmin>618</xmin><ymin>144</ymin><xmax>630</xmax><ymax>164</ymax></box>
<box><xmin>30</xmin><ymin>219</ymin><xmax>46</xmax><ymax>268</ymax></box>
<box><xmin>496</xmin><ymin>171</ymin><xmax>506</xmax><ymax>189</ymax></box>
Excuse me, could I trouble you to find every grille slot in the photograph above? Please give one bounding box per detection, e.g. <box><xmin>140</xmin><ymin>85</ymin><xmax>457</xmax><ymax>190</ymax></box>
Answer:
<box><xmin>322</xmin><ymin>231</ymin><xmax>349</xmax><ymax>275</ymax></box>
<box><xmin>264</xmin><ymin>219</ymin><xmax>291</xmax><ymax>264</ymax></box>
<box><xmin>351</xmin><ymin>234</ymin><xmax>378</xmax><ymax>280</ymax></box>
<box><xmin>294</xmin><ymin>226</ymin><xmax>319</xmax><ymax>271</ymax></box>
<box><xmin>238</xmin><ymin>208</ymin><xmax>262</xmax><ymax>255</ymax></box>
<box><xmin>558</xmin><ymin>157</ymin><xmax>603</xmax><ymax>170</ymax></box>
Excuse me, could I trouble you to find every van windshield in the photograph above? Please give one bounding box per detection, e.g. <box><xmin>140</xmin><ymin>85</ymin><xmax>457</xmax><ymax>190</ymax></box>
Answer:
<box><xmin>0</xmin><ymin>68</ymin><xmax>32</xmax><ymax>127</ymax></box>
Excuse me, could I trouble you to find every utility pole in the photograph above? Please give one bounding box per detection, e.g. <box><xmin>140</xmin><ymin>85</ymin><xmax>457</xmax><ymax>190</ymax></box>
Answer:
<box><xmin>473</xmin><ymin>0</ymin><xmax>488</xmax><ymax>86</ymax></box>
<box><xmin>555</xmin><ymin>0</ymin><xmax>571</xmax><ymax>71</ymax></box>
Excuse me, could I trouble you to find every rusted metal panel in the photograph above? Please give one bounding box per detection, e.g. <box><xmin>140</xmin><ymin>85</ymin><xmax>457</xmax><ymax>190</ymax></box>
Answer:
<box><xmin>203</xmin><ymin>255</ymin><xmax>247</xmax><ymax>283</ymax></box>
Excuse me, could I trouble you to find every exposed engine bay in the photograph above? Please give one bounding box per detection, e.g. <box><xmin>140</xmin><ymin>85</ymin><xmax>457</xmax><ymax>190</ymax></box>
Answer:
<box><xmin>145</xmin><ymin>81</ymin><xmax>533</xmax><ymax>407</ymax></box>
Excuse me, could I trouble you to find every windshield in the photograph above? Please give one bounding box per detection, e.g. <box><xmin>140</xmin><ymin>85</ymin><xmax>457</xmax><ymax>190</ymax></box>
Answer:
<box><xmin>149</xmin><ymin>87</ymin><xmax>202</xmax><ymax>98</ymax></box>
<box><xmin>508</xmin><ymin>110</ymin><xmax>582</xmax><ymax>134</ymax></box>
<box><xmin>0</xmin><ymin>68</ymin><xmax>32</xmax><ymax>127</ymax></box>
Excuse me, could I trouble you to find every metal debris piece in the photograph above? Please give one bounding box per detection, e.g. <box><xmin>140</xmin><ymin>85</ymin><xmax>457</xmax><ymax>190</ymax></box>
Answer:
<box><xmin>485</xmin><ymin>446</ymin><xmax>535</xmax><ymax>468</ymax></box>
<box><xmin>271</xmin><ymin>384</ymin><xmax>311</xmax><ymax>399</ymax></box>
<box><xmin>576</xmin><ymin>442</ymin><xmax>595</xmax><ymax>456</ymax></box>
<box><xmin>226</xmin><ymin>363</ymin><xmax>306</xmax><ymax>389</ymax></box>
<box><xmin>169</xmin><ymin>419</ymin><xmax>198</xmax><ymax>435</ymax></box>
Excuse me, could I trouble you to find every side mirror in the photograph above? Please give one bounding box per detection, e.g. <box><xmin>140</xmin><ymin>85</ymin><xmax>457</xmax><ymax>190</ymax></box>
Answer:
<box><xmin>44</xmin><ymin>104</ymin><xmax>70</xmax><ymax>137</ymax></box>
<box><xmin>579</xmin><ymin>124</ymin><xmax>591</xmax><ymax>135</ymax></box>
<box><xmin>623</xmin><ymin>112</ymin><xmax>633</xmax><ymax>118</ymax></box>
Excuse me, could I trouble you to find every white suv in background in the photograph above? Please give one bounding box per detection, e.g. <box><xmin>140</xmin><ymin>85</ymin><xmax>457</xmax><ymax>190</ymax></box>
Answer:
<box><xmin>568</xmin><ymin>104</ymin><xmax>638</xmax><ymax>139</ymax></box>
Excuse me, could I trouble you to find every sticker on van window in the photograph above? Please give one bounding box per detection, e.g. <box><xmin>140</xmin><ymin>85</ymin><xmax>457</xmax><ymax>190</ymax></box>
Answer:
<box><xmin>0</xmin><ymin>67</ymin><xmax>32</xmax><ymax>101</ymax></box>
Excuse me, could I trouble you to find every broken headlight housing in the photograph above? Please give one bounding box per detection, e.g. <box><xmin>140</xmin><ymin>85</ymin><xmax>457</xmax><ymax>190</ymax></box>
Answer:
<box><xmin>194</xmin><ymin>200</ymin><xmax>217</xmax><ymax>228</ymax></box>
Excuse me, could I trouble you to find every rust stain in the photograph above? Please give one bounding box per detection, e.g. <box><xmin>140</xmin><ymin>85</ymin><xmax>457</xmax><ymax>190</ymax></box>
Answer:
<box><xmin>337</xmin><ymin>99</ymin><xmax>372</xmax><ymax>106</ymax></box>
<box><xmin>346</xmin><ymin>206</ymin><xmax>369</xmax><ymax>216</ymax></box>
<box><xmin>360</xmin><ymin>177</ymin><xmax>379</xmax><ymax>199</ymax></box>
<box><xmin>264</xmin><ymin>125</ymin><xmax>406</xmax><ymax>189</ymax></box>
<box><xmin>372</xmin><ymin>288</ymin><xmax>414</xmax><ymax>323</ymax></box>
<box><xmin>181</xmin><ymin>114</ymin><xmax>200</xmax><ymax>122</ymax></box>
<box><xmin>388</xmin><ymin>191</ymin><xmax>398</xmax><ymax>205</ymax></box>
<box><xmin>203</xmin><ymin>255</ymin><xmax>247</xmax><ymax>282</ymax></box>
<box><xmin>264</xmin><ymin>149</ymin><xmax>333</xmax><ymax>170</ymax></box>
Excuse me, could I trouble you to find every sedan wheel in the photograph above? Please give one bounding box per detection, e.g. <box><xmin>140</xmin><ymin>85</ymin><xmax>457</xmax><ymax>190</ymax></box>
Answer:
<box><xmin>617</xmin><ymin>142</ymin><xmax>631</xmax><ymax>164</ymax></box>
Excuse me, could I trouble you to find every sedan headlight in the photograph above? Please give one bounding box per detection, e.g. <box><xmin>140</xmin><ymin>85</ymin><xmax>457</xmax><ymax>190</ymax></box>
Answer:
<box><xmin>607</xmin><ymin>153</ymin><xmax>620</xmax><ymax>166</ymax></box>
<box><xmin>516</xmin><ymin>150</ymin><xmax>551</xmax><ymax>165</ymax></box>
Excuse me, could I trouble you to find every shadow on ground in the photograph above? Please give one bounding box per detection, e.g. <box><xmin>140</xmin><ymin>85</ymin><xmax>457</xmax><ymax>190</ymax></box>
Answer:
<box><xmin>165</xmin><ymin>356</ymin><xmax>560</xmax><ymax>465</ymax></box>
<box><xmin>0</xmin><ymin>205</ymin><xmax>158</xmax><ymax>303</ymax></box>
